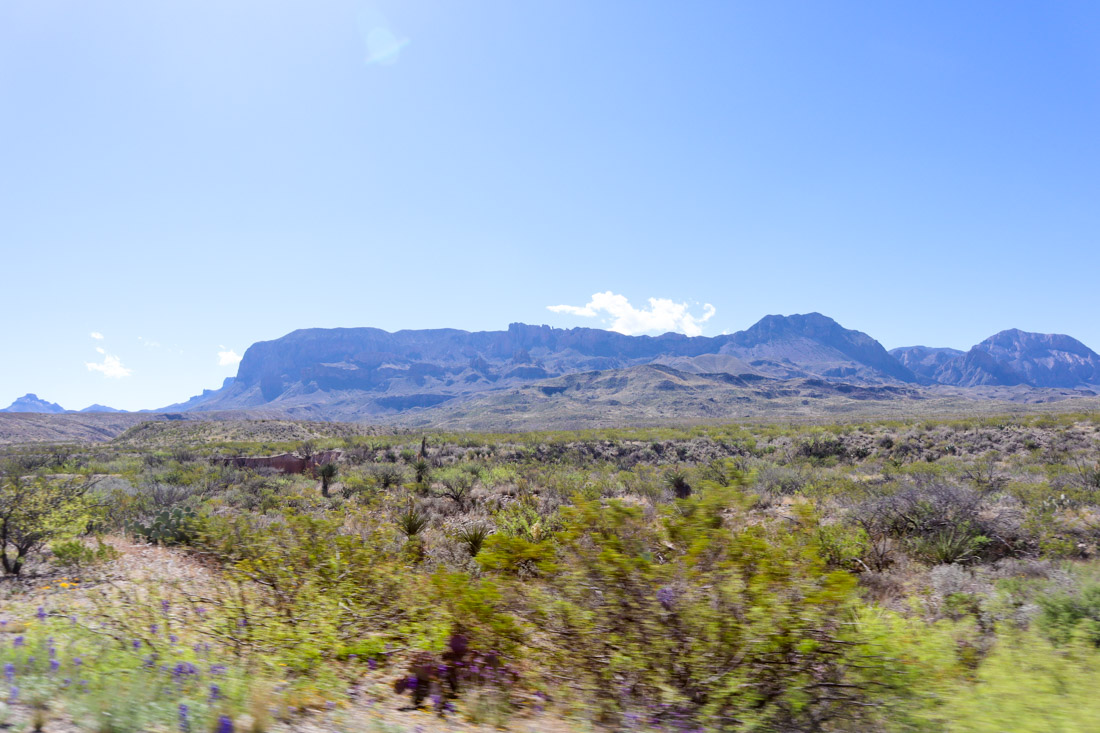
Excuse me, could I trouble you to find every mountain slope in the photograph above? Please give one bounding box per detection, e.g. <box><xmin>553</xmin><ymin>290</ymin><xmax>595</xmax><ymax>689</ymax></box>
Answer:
<box><xmin>724</xmin><ymin>313</ymin><xmax>918</xmax><ymax>383</ymax></box>
<box><xmin>890</xmin><ymin>346</ymin><xmax>966</xmax><ymax>382</ymax></box>
<box><xmin>164</xmin><ymin>315</ymin><xmax>918</xmax><ymax>419</ymax></box>
<box><xmin>0</xmin><ymin>393</ymin><xmax>67</xmax><ymax>413</ymax></box>
<box><xmin>923</xmin><ymin>330</ymin><xmax>1100</xmax><ymax>388</ymax></box>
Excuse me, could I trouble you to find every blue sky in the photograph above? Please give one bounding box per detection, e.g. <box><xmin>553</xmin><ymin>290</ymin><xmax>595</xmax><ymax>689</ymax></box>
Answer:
<box><xmin>2</xmin><ymin>1</ymin><xmax>1099</xmax><ymax>411</ymax></box>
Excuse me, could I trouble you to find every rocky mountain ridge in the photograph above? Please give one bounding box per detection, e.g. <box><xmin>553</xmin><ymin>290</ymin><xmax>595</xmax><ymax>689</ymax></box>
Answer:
<box><xmin>8</xmin><ymin>315</ymin><xmax>1099</xmax><ymax>422</ymax></box>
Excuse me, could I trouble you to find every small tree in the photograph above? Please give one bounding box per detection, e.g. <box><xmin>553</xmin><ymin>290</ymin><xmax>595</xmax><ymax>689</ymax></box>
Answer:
<box><xmin>0</xmin><ymin>471</ymin><xmax>98</xmax><ymax>576</ymax></box>
<box><xmin>319</xmin><ymin>463</ymin><xmax>338</xmax><ymax>498</ymax></box>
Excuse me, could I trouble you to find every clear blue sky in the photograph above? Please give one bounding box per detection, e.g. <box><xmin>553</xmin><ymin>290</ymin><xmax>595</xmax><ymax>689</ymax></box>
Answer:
<box><xmin>2</xmin><ymin>1</ymin><xmax>1098</xmax><ymax>411</ymax></box>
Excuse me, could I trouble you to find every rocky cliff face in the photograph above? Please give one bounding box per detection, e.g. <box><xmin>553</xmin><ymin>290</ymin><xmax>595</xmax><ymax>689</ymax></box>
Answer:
<box><xmin>894</xmin><ymin>330</ymin><xmax>1100</xmax><ymax>389</ymax></box>
<box><xmin>171</xmin><ymin>314</ymin><xmax>920</xmax><ymax>418</ymax></box>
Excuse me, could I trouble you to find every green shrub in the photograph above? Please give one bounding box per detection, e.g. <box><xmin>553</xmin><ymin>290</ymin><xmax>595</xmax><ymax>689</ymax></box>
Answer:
<box><xmin>51</xmin><ymin>536</ymin><xmax>119</xmax><ymax>568</ymax></box>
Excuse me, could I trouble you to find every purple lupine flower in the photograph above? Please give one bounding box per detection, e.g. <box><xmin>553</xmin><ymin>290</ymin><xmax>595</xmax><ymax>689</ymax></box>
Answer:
<box><xmin>133</xmin><ymin>639</ymin><xmax>142</xmax><ymax>650</ymax></box>
<box><xmin>69</xmin><ymin>615</ymin><xmax>77</xmax><ymax>625</ymax></box>
<box><xmin>26</xmin><ymin>656</ymin><xmax>36</xmax><ymax>665</ymax></box>
<box><xmin>368</xmin><ymin>657</ymin><xmax>377</xmax><ymax>670</ymax></box>
<box><xmin>62</xmin><ymin>677</ymin><xmax>71</xmax><ymax>687</ymax></box>
<box><xmin>73</xmin><ymin>656</ymin><xmax>83</xmax><ymax>666</ymax></box>
<box><xmin>49</xmin><ymin>659</ymin><xmax>60</xmax><ymax>673</ymax></box>
<box><xmin>161</xmin><ymin>600</ymin><xmax>171</xmax><ymax>615</ymax></box>
<box><xmin>169</xmin><ymin>634</ymin><xmax>179</xmax><ymax>644</ymax></box>
<box><xmin>3</xmin><ymin>663</ymin><xmax>13</xmax><ymax>681</ymax></box>
<box><xmin>178</xmin><ymin>703</ymin><xmax>191</xmax><ymax>733</ymax></box>
<box><xmin>209</xmin><ymin>683</ymin><xmax>221</xmax><ymax>701</ymax></box>
<box><xmin>13</xmin><ymin>636</ymin><xmax>24</xmax><ymax>648</ymax></box>
<box><xmin>150</xmin><ymin>623</ymin><xmax>159</xmax><ymax>635</ymax></box>
<box><xmin>78</xmin><ymin>679</ymin><xmax>88</xmax><ymax>692</ymax></box>
<box><xmin>36</xmin><ymin>607</ymin><xmax>47</xmax><ymax>621</ymax></box>
<box><xmin>215</xmin><ymin>715</ymin><xmax>233</xmax><ymax>733</ymax></box>
<box><xmin>49</xmin><ymin>645</ymin><xmax>57</xmax><ymax>658</ymax></box>
<box><xmin>8</xmin><ymin>686</ymin><xmax>17</xmax><ymax>703</ymax></box>
<box><xmin>209</xmin><ymin>664</ymin><xmax>227</xmax><ymax>675</ymax></box>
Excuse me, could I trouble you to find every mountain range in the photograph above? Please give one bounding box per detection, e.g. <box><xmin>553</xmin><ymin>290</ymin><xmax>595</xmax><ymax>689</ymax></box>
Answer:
<box><xmin>0</xmin><ymin>394</ymin><xmax>122</xmax><ymax>414</ymax></box>
<box><xmin>7</xmin><ymin>314</ymin><xmax>1100</xmax><ymax>423</ymax></box>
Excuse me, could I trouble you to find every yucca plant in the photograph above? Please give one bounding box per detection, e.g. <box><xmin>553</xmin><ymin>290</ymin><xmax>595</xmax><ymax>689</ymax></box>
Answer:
<box><xmin>397</xmin><ymin>506</ymin><xmax>430</xmax><ymax>538</ymax></box>
<box><xmin>319</xmin><ymin>462</ymin><xmax>338</xmax><ymax>498</ymax></box>
<box><xmin>664</xmin><ymin>469</ymin><xmax>692</xmax><ymax>499</ymax></box>
<box><xmin>456</xmin><ymin>524</ymin><xmax>492</xmax><ymax>556</ymax></box>
<box><xmin>412</xmin><ymin>459</ymin><xmax>431</xmax><ymax>485</ymax></box>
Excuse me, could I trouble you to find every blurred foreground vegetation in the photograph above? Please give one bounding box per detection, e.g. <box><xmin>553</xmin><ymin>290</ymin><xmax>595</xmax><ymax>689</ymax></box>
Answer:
<box><xmin>3</xmin><ymin>413</ymin><xmax>1100</xmax><ymax>730</ymax></box>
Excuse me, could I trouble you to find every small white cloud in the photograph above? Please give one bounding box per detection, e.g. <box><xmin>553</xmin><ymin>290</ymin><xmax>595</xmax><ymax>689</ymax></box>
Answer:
<box><xmin>95</xmin><ymin>347</ymin><xmax>105</xmax><ymax>354</ymax></box>
<box><xmin>85</xmin><ymin>352</ymin><xmax>132</xmax><ymax>379</ymax></box>
<box><xmin>138</xmin><ymin>336</ymin><xmax>162</xmax><ymax>348</ymax></box>
<box><xmin>217</xmin><ymin>348</ymin><xmax>242</xmax><ymax>367</ymax></box>
<box><xmin>548</xmin><ymin>291</ymin><xmax>716</xmax><ymax>337</ymax></box>
<box><xmin>90</xmin><ymin>331</ymin><xmax>104</xmax><ymax>340</ymax></box>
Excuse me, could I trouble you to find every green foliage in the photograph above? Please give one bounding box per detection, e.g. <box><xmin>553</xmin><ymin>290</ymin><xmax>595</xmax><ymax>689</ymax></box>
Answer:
<box><xmin>126</xmin><ymin>506</ymin><xmax>200</xmax><ymax>546</ymax></box>
<box><xmin>1038</xmin><ymin>583</ymin><xmax>1100</xmax><ymax>646</ymax></box>
<box><xmin>932</xmin><ymin>632</ymin><xmax>1100</xmax><ymax>731</ymax></box>
<box><xmin>51</xmin><ymin>536</ymin><xmax>119</xmax><ymax>568</ymax></box>
<box><xmin>0</xmin><ymin>472</ymin><xmax>97</xmax><ymax>575</ymax></box>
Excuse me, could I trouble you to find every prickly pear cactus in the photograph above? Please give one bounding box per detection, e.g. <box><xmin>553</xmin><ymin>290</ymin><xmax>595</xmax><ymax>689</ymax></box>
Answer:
<box><xmin>127</xmin><ymin>507</ymin><xmax>198</xmax><ymax>546</ymax></box>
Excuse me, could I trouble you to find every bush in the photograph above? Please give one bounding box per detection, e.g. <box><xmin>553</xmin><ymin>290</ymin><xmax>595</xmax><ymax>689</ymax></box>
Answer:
<box><xmin>51</xmin><ymin>537</ymin><xmax>119</xmax><ymax>568</ymax></box>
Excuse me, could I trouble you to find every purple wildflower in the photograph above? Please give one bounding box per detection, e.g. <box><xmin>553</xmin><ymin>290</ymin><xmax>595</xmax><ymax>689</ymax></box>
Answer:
<box><xmin>209</xmin><ymin>683</ymin><xmax>221</xmax><ymax>701</ymax></box>
<box><xmin>3</xmin><ymin>663</ymin><xmax>13</xmax><ymax>681</ymax></box>
<box><xmin>36</xmin><ymin>607</ymin><xmax>47</xmax><ymax>621</ymax></box>
<box><xmin>178</xmin><ymin>703</ymin><xmax>191</xmax><ymax>733</ymax></box>
<box><xmin>161</xmin><ymin>600</ymin><xmax>171</xmax><ymax>615</ymax></box>
<box><xmin>215</xmin><ymin>715</ymin><xmax>234</xmax><ymax>733</ymax></box>
<box><xmin>50</xmin><ymin>659</ymin><xmax>60</xmax><ymax>673</ymax></box>
<box><xmin>13</xmin><ymin>636</ymin><xmax>24</xmax><ymax>648</ymax></box>
<box><xmin>8</xmin><ymin>686</ymin><xmax>17</xmax><ymax>703</ymax></box>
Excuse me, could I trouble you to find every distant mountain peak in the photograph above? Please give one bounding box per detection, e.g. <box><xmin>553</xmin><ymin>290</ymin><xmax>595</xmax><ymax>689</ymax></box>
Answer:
<box><xmin>0</xmin><ymin>393</ymin><xmax>67</xmax><ymax>414</ymax></box>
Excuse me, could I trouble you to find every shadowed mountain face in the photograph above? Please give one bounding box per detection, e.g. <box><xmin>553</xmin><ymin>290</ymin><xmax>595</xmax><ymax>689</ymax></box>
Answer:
<box><xmin>0</xmin><ymin>393</ymin><xmax>67</xmax><ymax>414</ymax></box>
<box><xmin>894</xmin><ymin>330</ymin><xmax>1100</xmax><ymax>389</ymax></box>
<box><xmin>165</xmin><ymin>314</ymin><xmax>921</xmax><ymax>419</ymax></box>
<box><xmin>890</xmin><ymin>346</ymin><xmax>966</xmax><ymax>382</ymax></box>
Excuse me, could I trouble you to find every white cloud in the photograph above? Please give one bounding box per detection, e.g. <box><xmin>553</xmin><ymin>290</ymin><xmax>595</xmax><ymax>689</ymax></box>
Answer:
<box><xmin>217</xmin><ymin>348</ymin><xmax>242</xmax><ymax>367</ymax></box>
<box><xmin>95</xmin><ymin>347</ymin><xmax>105</xmax><ymax>354</ymax></box>
<box><xmin>85</xmin><ymin>352</ymin><xmax>132</xmax><ymax>379</ymax></box>
<box><xmin>90</xmin><ymin>331</ymin><xmax>104</xmax><ymax>340</ymax></box>
<box><xmin>548</xmin><ymin>292</ymin><xmax>717</xmax><ymax>337</ymax></box>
